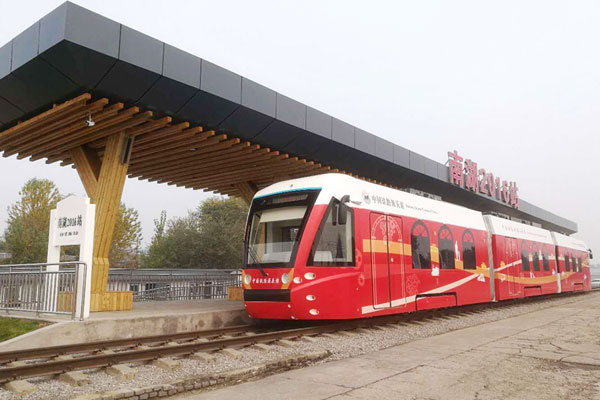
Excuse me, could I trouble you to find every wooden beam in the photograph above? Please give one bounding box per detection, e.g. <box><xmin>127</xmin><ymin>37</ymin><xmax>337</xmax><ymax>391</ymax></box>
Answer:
<box><xmin>234</xmin><ymin>182</ymin><xmax>258</xmax><ymax>204</ymax></box>
<box><xmin>129</xmin><ymin>132</ymin><xmax>225</xmax><ymax>163</ymax></box>
<box><xmin>85</xmin><ymin>117</ymin><xmax>175</xmax><ymax>149</ymax></box>
<box><xmin>7</xmin><ymin>104</ymin><xmax>127</xmax><ymax>159</ymax></box>
<box><xmin>131</xmin><ymin>127</ymin><xmax>205</xmax><ymax>156</ymax></box>
<box><xmin>129</xmin><ymin>142</ymin><xmax>257</xmax><ymax>177</ymax></box>
<box><xmin>126</xmin><ymin>116</ymin><xmax>173</xmax><ymax>137</ymax></box>
<box><xmin>70</xmin><ymin>146</ymin><xmax>101</xmax><ymax>200</ymax></box>
<box><xmin>147</xmin><ymin>148</ymin><xmax>277</xmax><ymax>183</ymax></box>
<box><xmin>28</xmin><ymin>109</ymin><xmax>150</xmax><ymax>161</ymax></box>
<box><xmin>1</xmin><ymin>98</ymin><xmax>109</xmax><ymax>151</ymax></box>
<box><xmin>195</xmin><ymin>161</ymin><xmax>326</xmax><ymax>188</ymax></box>
<box><xmin>0</xmin><ymin>93</ymin><xmax>91</xmax><ymax>145</ymax></box>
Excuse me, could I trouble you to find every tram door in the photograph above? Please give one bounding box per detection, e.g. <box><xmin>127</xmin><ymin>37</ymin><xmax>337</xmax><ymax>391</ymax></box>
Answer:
<box><xmin>370</xmin><ymin>213</ymin><xmax>405</xmax><ymax>309</ymax></box>
<box><xmin>506</xmin><ymin>238</ymin><xmax>520</xmax><ymax>296</ymax></box>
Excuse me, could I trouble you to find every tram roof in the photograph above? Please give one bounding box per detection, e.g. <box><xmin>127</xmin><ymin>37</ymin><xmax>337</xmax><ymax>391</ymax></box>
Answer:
<box><xmin>0</xmin><ymin>2</ymin><xmax>577</xmax><ymax>235</ymax></box>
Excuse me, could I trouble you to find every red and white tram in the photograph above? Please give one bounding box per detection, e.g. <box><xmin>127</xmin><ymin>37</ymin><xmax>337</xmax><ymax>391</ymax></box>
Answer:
<box><xmin>242</xmin><ymin>174</ymin><xmax>592</xmax><ymax>320</ymax></box>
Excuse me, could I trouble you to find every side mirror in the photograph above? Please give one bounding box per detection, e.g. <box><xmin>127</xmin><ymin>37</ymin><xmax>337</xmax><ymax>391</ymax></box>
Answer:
<box><xmin>589</xmin><ymin>249</ymin><xmax>594</xmax><ymax>260</ymax></box>
<box><xmin>337</xmin><ymin>195</ymin><xmax>350</xmax><ymax>225</ymax></box>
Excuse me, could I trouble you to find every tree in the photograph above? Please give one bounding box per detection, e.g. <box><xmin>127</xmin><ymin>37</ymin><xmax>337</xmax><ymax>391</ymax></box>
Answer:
<box><xmin>4</xmin><ymin>179</ymin><xmax>142</xmax><ymax>268</ymax></box>
<box><xmin>142</xmin><ymin>213</ymin><xmax>201</xmax><ymax>269</ymax></box>
<box><xmin>142</xmin><ymin>197</ymin><xmax>249</xmax><ymax>269</ymax></box>
<box><xmin>195</xmin><ymin>197</ymin><xmax>249</xmax><ymax>269</ymax></box>
<box><xmin>143</xmin><ymin>211</ymin><xmax>170</xmax><ymax>269</ymax></box>
<box><xmin>110</xmin><ymin>203</ymin><xmax>143</xmax><ymax>268</ymax></box>
<box><xmin>3</xmin><ymin>178</ymin><xmax>62</xmax><ymax>263</ymax></box>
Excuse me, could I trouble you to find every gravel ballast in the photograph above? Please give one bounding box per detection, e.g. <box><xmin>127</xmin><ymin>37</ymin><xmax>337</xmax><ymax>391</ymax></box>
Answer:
<box><xmin>0</xmin><ymin>292</ymin><xmax>594</xmax><ymax>400</ymax></box>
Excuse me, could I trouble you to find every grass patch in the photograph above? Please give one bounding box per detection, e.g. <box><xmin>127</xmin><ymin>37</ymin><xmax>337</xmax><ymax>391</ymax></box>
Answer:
<box><xmin>0</xmin><ymin>317</ymin><xmax>48</xmax><ymax>342</ymax></box>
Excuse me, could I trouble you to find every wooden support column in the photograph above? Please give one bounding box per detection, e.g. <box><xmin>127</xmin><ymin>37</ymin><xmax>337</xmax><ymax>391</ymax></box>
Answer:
<box><xmin>70</xmin><ymin>133</ymin><xmax>133</xmax><ymax>312</ymax></box>
<box><xmin>70</xmin><ymin>145</ymin><xmax>101</xmax><ymax>200</ymax></box>
<box><xmin>234</xmin><ymin>181</ymin><xmax>258</xmax><ymax>204</ymax></box>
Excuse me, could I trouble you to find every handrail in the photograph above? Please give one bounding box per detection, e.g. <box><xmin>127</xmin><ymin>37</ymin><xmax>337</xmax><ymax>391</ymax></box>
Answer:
<box><xmin>0</xmin><ymin>261</ymin><xmax>87</xmax><ymax>320</ymax></box>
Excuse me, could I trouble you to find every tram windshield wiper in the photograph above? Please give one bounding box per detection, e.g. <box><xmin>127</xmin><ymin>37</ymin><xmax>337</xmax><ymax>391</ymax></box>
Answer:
<box><xmin>248</xmin><ymin>246</ymin><xmax>267</xmax><ymax>277</ymax></box>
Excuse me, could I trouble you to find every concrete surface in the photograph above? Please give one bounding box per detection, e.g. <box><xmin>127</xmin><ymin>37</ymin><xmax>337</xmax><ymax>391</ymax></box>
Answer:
<box><xmin>178</xmin><ymin>292</ymin><xmax>600</xmax><ymax>400</ymax></box>
<box><xmin>0</xmin><ymin>300</ymin><xmax>249</xmax><ymax>352</ymax></box>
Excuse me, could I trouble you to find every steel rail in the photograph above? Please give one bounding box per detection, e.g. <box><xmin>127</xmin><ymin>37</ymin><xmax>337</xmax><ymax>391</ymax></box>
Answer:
<box><xmin>0</xmin><ymin>324</ymin><xmax>253</xmax><ymax>364</ymax></box>
<box><xmin>0</xmin><ymin>323</ymin><xmax>352</xmax><ymax>383</ymax></box>
<box><xmin>0</xmin><ymin>291</ymin><xmax>589</xmax><ymax>383</ymax></box>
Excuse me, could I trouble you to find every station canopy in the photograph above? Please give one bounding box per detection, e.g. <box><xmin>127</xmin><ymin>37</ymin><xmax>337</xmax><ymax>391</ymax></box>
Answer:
<box><xmin>0</xmin><ymin>2</ymin><xmax>576</xmax><ymax>235</ymax></box>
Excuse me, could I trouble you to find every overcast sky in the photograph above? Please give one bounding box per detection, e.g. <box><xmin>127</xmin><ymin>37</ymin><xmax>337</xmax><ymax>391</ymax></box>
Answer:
<box><xmin>0</xmin><ymin>0</ymin><xmax>598</xmax><ymax>260</ymax></box>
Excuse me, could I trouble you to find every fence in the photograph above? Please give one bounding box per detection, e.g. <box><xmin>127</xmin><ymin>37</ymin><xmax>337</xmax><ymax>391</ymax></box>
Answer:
<box><xmin>0</xmin><ymin>262</ymin><xmax>87</xmax><ymax>320</ymax></box>
<box><xmin>107</xmin><ymin>269</ymin><xmax>241</xmax><ymax>302</ymax></box>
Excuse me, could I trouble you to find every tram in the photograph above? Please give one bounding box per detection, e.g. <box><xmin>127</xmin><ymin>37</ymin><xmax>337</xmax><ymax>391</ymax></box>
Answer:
<box><xmin>241</xmin><ymin>174</ymin><xmax>592</xmax><ymax>320</ymax></box>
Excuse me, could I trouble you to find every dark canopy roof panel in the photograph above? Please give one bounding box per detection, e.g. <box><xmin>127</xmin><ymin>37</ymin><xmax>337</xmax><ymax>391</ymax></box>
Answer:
<box><xmin>0</xmin><ymin>2</ymin><xmax>577</xmax><ymax>234</ymax></box>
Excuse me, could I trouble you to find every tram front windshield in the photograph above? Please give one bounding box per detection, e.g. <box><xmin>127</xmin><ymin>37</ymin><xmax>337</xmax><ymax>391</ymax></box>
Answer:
<box><xmin>246</xmin><ymin>191</ymin><xmax>317</xmax><ymax>267</ymax></box>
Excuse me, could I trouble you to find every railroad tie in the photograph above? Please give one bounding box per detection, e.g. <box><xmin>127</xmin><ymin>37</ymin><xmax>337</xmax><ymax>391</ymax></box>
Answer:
<box><xmin>298</xmin><ymin>336</ymin><xmax>319</xmax><ymax>343</ymax></box>
<box><xmin>221</xmin><ymin>348</ymin><xmax>243</xmax><ymax>359</ymax></box>
<box><xmin>54</xmin><ymin>355</ymin><xmax>73</xmax><ymax>361</ymax></box>
<box><xmin>253</xmin><ymin>343</ymin><xmax>274</xmax><ymax>352</ymax></box>
<box><xmin>189</xmin><ymin>352</ymin><xmax>215</xmax><ymax>363</ymax></box>
<box><xmin>4</xmin><ymin>380</ymin><xmax>36</xmax><ymax>395</ymax></box>
<box><xmin>6</xmin><ymin>361</ymin><xmax>26</xmax><ymax>368</ymax></box>
<box><xmin>152</xmin><ymin>358</ymin><xmax>181</xmax><ymax>371</ymax></box>
<box><xmin>277</xmin><ymin>339</ymin><xmax>296</xmax><ymax>348</ymax></box>
<box><xmin>60</xmin><ymin>371</ymin><xmax>90</xmax><ymax>386</ymax></box>
<box><xmin>320</xmin><ymin>333</ymin><xmax>341</xmax><ymax>339</ymax></box>
<box><xmin>105</xmin><ymin>364</ymin><xmax>137</xmax><ymax>381</ymax></box>
<box><xmin>370</xmin><ymin>325</ymin><xmax>391</xmax><ymax>331</ymax></box>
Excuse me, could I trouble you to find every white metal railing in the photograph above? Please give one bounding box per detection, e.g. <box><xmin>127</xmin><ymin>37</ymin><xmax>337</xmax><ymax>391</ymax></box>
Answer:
<box><xmin>106</xmin><ymin>270</ymin><xmax>241</xmax><ymax>302</ymax></box>
<box><xmin>0</xmin><ymin>262</ymin><xmax>87</xmax><ymax>320</ymax></box>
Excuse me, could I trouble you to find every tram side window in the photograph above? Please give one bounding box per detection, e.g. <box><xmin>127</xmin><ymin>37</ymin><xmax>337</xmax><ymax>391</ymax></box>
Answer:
<box><xmin>411</xmin><ymin>221</ymin><xmax>431</xmax><ymax>269</ymax></box>
<box><xmin>521</xmin><ymin>242</ymin><xmax>530</xmax><ymax>271</ymax></box>
<box><xmin>438</xmin><ymin>225</ymin><xmax>455</xmax><ymax>270</ymax></box>
<box><xmin>309</xmin><ymin>200</ymin><xmax>354</xmax><ymax>266</ymax></box>
<box><xmin>462</xmin><ymin>230</ymin><xmax>476</xmax><ymax>270</ymax></box>
<box><xmin>532</xmin><ymin>245</ymin><xmax>540</xmax><ymax>271</ymax></box>
<box><xmin>564</xmin><ymin>254</ymin><xmax>570</xmax><ymax>272</ymax></box>
<box><xmin>577</xmin><ymin>257</ymin><xmax>582</xmax><ymax>273</ymax></box>
<box><xmin>572</xmin><ymin>256</ymin><xmax>577</xmax><ymax>272</ymax></box>
<box><xmin>542</xmin><ymin>249</ymin><xmax>550</xmax><ymax>271</ymax></box>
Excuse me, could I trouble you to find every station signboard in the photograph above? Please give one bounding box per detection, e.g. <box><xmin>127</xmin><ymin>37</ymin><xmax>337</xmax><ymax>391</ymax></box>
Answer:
<box><xmin>447</xmin><ymin>150</ymin><xmax>519</xmax><ymax>209</ymax></box>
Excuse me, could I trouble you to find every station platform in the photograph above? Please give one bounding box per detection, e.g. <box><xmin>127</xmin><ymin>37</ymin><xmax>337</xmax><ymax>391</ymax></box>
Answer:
<box><xmin>0</xmin><ymin>299</ymin><xmax>250</xmax><ymax>352</ymax></box>
<box><xmin>180</xmin><ymin>292</ymin><xmax>600</xmax><ymax>400</ymax></box>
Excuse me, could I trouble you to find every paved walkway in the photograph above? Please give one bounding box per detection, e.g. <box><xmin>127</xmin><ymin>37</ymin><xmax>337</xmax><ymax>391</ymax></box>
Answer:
<box><xmin>179</xmin><ymin>292</ymin><xmax>600</xmax><ymax>400</ymax></box>
<box><xmin>89</xmin><ymin>299</ymin><xmax>244</xmax><ymax>320</ymax></box>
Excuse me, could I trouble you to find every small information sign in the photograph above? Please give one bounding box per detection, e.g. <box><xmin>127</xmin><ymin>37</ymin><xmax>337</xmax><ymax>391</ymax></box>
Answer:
<box><xmin>47</xmin><ymin>196</ymin><xmax>95</xmax><ymax>319</ymax></box>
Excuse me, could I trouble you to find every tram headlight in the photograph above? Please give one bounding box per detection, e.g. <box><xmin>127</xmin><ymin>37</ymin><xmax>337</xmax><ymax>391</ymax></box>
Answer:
<box><xmin>281</xmin><ymin>273</ymin><xmax>291</xmax><ymax>284</ymax></box>
<box><xmin>304</xmin><ymin>272</ymin><xmax>316</xmax><ymax>280</ymax></box>
<box><xmin>243</xmin><ymin>274</ymin><xmax>251</xmax><ymax>285</ymax></box>
<box><xmin>293</xmin><ymin>277</ymin><xmax>302</xmax><ymax>284</ymax></box>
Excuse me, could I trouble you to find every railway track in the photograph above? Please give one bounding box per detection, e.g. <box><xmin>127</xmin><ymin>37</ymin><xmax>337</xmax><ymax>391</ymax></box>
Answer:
<box><xmin>0</xmin><ymin>291</ymin><xmax>589</xmax><ymax>384</ymax></box>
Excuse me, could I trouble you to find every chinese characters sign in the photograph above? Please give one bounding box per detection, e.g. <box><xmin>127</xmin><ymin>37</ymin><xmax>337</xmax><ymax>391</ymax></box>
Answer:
<box><xmin>57</xmin><ymin>215</ymin><xmax>83</xmax><ymax>241</ymax></box>
<box><xmin>447</xmin><ymin>150</ymin><xmax>519</xmax><ymax>209</ymax></box>
<box><xmin>51</xmin><ymin>196</ymin><xmax>91</xmax><ymax>246</ymax></box>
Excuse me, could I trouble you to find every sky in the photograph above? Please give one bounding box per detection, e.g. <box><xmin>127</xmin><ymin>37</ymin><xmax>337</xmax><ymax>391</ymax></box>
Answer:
<box><xmin>0</xmin><ymin>0</ymin><xmax>598</xmax><ymax>260</ymax></box>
